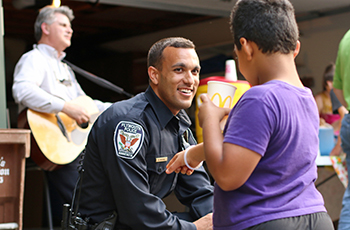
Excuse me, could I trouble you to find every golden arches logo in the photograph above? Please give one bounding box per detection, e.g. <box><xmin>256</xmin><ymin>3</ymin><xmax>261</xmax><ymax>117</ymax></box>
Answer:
<box><xmin>210</xmin><ymin>93</ymin><xmax>233</xmax><ymax>108</ymax></box>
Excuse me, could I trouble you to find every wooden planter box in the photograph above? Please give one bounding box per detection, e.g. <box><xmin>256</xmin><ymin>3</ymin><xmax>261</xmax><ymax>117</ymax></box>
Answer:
<box><xmin>0</xmin><ymin>129</ymin><xmax>30</xmax><ymax>230</ymax></box>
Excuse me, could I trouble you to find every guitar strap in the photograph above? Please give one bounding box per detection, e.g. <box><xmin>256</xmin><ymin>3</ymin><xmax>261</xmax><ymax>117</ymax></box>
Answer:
<box><xmin>63</xmin><ymin>59</ymin><xmax>134</xmax><ymax>98</ymax></box>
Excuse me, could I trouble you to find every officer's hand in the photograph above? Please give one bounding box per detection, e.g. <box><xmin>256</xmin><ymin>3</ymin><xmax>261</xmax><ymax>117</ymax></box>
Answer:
<box><xmin>166</xmin><ymin>150</ymin><xmax>194</xmax><ymax>176</ymax></box>
<box><xmin>193</xmin><ymin>213</ymin><xmax>213</xmax><ymax>230</ymax></box>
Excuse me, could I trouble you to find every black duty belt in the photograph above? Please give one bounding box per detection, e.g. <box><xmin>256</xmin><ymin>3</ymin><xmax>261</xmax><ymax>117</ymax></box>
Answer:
<box><xmin>88</xmin><ymin>211</ymin><xmax>118</xmax><ymax>230</ymax></box>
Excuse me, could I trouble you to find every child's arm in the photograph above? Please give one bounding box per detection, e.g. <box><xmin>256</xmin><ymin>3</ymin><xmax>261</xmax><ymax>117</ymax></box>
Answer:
<box><xmin>209</xmin><ymin>143</ymin><xmax>261</xmax><ymax>191</ymax></box>
<box><xmin>199</xmin><ymin>94</ymin><xmax>262</xmax><ymax>191</ymax></box>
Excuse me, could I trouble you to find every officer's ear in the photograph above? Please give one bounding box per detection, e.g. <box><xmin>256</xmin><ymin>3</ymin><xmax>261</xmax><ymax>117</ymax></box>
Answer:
<box><xmin>148</xmin><ymin>66</ymin><xmax>159</xmax><ymax>85</ymax></box>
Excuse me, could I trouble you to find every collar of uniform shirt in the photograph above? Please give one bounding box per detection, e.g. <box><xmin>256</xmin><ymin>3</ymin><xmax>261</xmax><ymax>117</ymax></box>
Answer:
<box><xmin>145</xmin><ymin>86</ymin><xmax>177</xmax><ymax>130</ymax></box>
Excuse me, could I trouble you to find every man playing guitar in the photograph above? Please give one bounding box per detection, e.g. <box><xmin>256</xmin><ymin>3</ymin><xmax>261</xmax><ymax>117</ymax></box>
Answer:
<box><xmin>12</xmin><ymin>5</ymin><xmax>111</xmax><ymax>224</ymax></box>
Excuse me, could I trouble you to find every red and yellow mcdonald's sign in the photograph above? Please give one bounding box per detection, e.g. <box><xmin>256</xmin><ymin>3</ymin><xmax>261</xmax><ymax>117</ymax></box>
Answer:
<box><xmin>195</xmin><ymin>77</ymin><xmax>251</xmax><ymax>143</ymax></box>
<box><xmin>210</xmin><ymin>93</ymin><xmax>233</xmax><ymax>108</ymax></box>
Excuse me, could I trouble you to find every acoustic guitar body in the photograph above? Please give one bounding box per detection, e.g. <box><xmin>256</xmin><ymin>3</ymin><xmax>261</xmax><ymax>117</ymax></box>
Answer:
<box><xmin>18</xmin><ymin>96</ymin><xmax>99</xmax><ymax>171</ymax></box>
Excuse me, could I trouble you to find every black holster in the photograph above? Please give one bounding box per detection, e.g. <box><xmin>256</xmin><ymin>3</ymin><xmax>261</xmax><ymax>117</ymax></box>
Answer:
<box><xmin>89</xmin><ymin>211</ymin><xmax>117</xmax><ymax>230</ymax></box>
<box><xmin>61</xmin><ymin>203</ymin><xmax>117</xmax><ymax>230</ymax></box>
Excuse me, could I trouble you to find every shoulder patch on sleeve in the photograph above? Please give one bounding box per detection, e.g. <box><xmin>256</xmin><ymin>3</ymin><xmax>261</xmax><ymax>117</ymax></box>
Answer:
<box><xmin>114</xmin><ymin>121</ymin><xmax>144</xmax><ymax>159</ymax></box>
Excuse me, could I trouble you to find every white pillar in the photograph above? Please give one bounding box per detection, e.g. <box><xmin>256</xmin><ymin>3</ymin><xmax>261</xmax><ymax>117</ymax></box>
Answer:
<box><xmin>0</xmin><ymin>0</ymin><xmax>8</xmax><ymax>128</ymax></box>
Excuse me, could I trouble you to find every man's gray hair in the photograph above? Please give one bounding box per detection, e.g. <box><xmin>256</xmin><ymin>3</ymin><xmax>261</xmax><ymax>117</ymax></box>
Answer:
<box><xmin>34</xmin><ymin>5</ymin><xmax>74</xmax><ymax>42</ymax></box>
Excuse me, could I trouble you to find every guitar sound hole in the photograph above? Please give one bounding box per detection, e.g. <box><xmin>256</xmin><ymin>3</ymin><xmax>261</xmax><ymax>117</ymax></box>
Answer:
<box><xmin>79</xmin><ymin>122</ymin><xmax>89</xmax><ymax>129</ymax></box>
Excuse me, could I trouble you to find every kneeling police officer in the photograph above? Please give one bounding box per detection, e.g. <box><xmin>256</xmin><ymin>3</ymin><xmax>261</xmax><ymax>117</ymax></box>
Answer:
<box><xmin>67</xmin><ymin>37</ymin><xmax>214</xmax><ymax>230</ymax></box>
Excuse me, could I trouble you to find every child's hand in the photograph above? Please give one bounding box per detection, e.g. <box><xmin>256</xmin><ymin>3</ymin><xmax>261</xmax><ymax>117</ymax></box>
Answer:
<box><xmin>198</xmin><ymin>94</ymin><xmax>231</xmax><ymax>128</ymax></box>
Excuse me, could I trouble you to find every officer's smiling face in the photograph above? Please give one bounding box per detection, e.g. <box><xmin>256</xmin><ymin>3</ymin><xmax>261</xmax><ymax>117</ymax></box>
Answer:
<box><xmin>150</xmin><ymin>46</ymin><xmax>200</xmax><ymax>115</ymax></box>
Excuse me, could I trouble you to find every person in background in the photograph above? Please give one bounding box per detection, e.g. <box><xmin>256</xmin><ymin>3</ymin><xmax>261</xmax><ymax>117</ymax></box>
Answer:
<box><xmin>315</xmin><ymin>63</ymin><xmax>341</xmax><ymax>132</ymax></box>
<box><xmin>315</xmin><ymin>63</ymin><xmax>348</xmax><ymax>156</ymax></box>
<box><xmin>333</xmin><ymin>28</ymin><xmax>350</xmax><ymax>230</ymax></box>
<box><xmin>77</xmin><ymin>37</ymin><xmax>213</xmax><ymax>230</ymax></box>
<box><xmin>329</xmin><ymin>89</ymin><xmax>348</xmax><ymax>156</ymax></box>
<box><xmin>12</xmin><ymin>5</ymin><xmax>111</xmax><ymax>223</ymax></box>
<box><xmin>166</xmin><ymin>0</ymin><xmax>333</xmax><ymax>229</ymax></box>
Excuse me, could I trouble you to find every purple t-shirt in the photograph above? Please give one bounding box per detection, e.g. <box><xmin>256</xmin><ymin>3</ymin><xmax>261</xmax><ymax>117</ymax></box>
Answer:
<box><xmin>214</xmin><ymin>80</ymin><xmax>326</xmax><ymax>230</ymax></box>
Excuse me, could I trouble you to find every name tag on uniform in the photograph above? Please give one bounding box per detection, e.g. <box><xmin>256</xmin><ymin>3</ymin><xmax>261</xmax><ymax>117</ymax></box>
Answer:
<box><xmin>156</xmin><ymin>157</ymin><xmax>168</xmax><ymax>162</ymax></box>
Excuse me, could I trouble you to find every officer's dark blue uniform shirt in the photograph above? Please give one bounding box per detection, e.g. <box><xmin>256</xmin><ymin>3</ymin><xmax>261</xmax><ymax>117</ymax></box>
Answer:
<box><xmin>79</xmin><ymin>86</ymin><xmax>214</xmax><ymax>229</ymax></box>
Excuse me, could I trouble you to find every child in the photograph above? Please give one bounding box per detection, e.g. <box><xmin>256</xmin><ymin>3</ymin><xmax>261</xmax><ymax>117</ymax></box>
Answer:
<box><xmin>166</xmin><ymin>0</ymin><xmax>333</xmax><ymax>229</ymax></box>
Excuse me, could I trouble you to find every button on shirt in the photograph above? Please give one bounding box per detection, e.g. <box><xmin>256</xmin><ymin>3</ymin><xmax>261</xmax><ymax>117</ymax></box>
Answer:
<box><xmin>79</xmin><ymin>86</ymin><xmax>213</xmax><ymax>230</ymax></box>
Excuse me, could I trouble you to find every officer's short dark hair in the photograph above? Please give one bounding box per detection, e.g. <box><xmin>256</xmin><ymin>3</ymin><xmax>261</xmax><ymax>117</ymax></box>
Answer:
<box><xmin>230</xmin><ymin>0</ymin><xmax>299</xmax><ymax>54</ymax></box>
<box><xmin>147</xmin><ymin>37</ymin><xmax>195</xmax><ymax>70</ymax></box>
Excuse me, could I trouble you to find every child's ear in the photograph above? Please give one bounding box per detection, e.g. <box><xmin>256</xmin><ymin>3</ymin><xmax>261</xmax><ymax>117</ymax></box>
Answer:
<box><xmin>148</xmin><ymin>66</ymin><xmax>159</xmax><ymax>85</ymax></box>
<box><xmin>293</xmin><ymin>40</ymin><xmax>301</xmax><ymax>59</ymax></box>
<box><xmin>240</xmin><ymin>37</ymin><xmax>253</xmax><ymax>61</ymax></box>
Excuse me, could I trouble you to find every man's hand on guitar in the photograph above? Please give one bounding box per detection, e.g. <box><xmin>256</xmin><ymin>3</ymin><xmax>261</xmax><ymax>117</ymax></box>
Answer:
<box><xmin>62</xmin><ymin>101</ymin><xmax>90</xmax><ymax>125</ymax></box>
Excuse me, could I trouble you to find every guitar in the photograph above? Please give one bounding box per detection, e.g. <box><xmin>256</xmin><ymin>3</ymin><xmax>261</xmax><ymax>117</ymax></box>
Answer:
<box><xmin>18</xmin><ymin>96</ymin><xmax>100</xmax><ymax>171</ymax></box>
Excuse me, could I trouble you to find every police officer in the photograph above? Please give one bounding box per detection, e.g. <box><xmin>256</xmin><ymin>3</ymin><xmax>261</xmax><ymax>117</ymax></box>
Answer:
<box><xmin>78</xmin><ymin>37</ymin><xmax>214</xmax><ymax>230</ymax></box>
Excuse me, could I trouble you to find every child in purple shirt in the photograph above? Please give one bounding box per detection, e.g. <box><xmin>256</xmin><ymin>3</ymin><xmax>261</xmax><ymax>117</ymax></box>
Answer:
<box><xmin>166</xmin><ymin>0</ymin><xmax>333</xmax><ymax>229</ymax></box>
